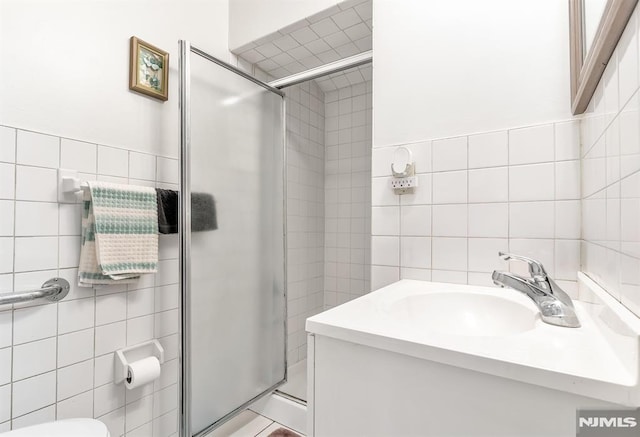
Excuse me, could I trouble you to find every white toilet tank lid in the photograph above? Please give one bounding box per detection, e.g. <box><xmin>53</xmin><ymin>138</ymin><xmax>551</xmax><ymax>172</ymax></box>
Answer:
<box><xmin>1</xmin><ymin>419</ymin><xmax>110</xmax><ymax>437</ymax></box>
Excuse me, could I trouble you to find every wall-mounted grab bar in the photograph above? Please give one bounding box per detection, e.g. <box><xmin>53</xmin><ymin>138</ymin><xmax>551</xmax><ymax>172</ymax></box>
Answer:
<box><xmin>0</xmin><ymin>277</ymin><xmax>70</xmax><ymax>306</ymax></box>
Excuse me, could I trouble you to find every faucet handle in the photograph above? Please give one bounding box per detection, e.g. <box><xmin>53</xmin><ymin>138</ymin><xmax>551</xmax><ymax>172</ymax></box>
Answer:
<box><xmin>498</xmin><ymin>251</ymin><xmax>547</xmax><ymax>280</ymax></box>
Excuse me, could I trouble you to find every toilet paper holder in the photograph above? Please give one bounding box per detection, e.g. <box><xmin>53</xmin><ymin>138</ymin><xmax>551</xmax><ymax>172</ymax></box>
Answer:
<box><xmin>114</xmin><ymin>340</ymin><xmax>165</xmax><ymax>385</ymax></box>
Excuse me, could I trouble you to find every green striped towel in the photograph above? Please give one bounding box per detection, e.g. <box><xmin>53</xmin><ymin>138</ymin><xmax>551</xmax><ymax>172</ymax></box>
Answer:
<box><xmin>78</xmin><ymin>181</ymin><xmax>158</xmax><ymax>286</ymax></box>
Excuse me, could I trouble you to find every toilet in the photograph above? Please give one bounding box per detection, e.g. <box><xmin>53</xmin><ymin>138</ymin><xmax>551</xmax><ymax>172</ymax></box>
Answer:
<box><xmin>0</xmin><ymin>419</ymin><xmax>109</xmax><ymax>436</ymax></box>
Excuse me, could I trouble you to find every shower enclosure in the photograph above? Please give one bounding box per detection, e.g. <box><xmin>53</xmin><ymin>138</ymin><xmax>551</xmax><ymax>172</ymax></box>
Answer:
<box><xmin>178</xmin><ymin>41</ymin><xmax>287</xmax><ymax>437</ymax></box>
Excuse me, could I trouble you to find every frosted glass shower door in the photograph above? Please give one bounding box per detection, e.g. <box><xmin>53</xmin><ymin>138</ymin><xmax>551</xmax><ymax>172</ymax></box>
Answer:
<box><xmin>180</xmin><ymin>43</ymin><xmax>286</xmax><ymax>436</ymax></box>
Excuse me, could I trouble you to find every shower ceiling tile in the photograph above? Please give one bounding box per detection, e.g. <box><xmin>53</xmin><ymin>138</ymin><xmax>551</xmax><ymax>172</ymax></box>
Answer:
<box><xmin>289</xmin><ymin>45</ymin><xmax>314</xmax><ymax>60</ymax></box>
<box><xmin>344</xmin><ymin>22</ymin><xmax>370</xmax><ymax>41</ymax></box>
<box><xmin>310</xmin><ymin>18</ymin><xmax>341</xmax><ymax>37</ymax></box>
<box><xmin>290</xmin><ymin>26</ymin><xmax>320</xmax><ymax>45</ymax></box>
<box><xmin>324</xmin><ymin>31</ymin><xmax>350</xmax><ymax>48</ymax></box>
<box><xmin>335</xmin><ymin>42</ymin><xmax>360</xmax><ymax>58</ymax></box>
<box><xmin>300</xmin><ymin>55</ymin><xmax>324</xmax><ymax>69</ymax></box>
<box><xmin>355</xmin><ymin>35</ymin><xmax>373</xmax><ymax>52</ymax></box>
<box><xmin>317</xmin><ymin>50</ymin><xmax>341</xmax><ymax>64</ymax></box>
<box><xmin>272</xmin><ymin>52</ymin><xmax>295</xmax><ymax>66</ymax></box>
<box><xmin>240</xmin><ymin>49</ymin><xmax>265</xmax><ymax>64</ymax></box>
<box><xmin>354</xmin><ymin>2</ymin><xmax>373</xmax><ymax>20</ymax></box>
<box><xmin>273</xmin><ymin>34</ymin><xmax>300</xmax><ymax>52</ymax></box>
<box><xmin>255</xmin><ymin>42</ymin><xmax>282</xmax><ymax>58</ymax></box>
<box><xmin>332</xmin><ymin>8</ymin><xmax>361</xmax><ymax>29</ymax></box>
<box><xmin>339</xmin><ymin>0</ymin><xmax>369</xmax><ymax>10</ymax></box>
<box><xmin>305</xmin><ymin>38</ymin><xmax>332</xmax><ymax>54</ymax></box>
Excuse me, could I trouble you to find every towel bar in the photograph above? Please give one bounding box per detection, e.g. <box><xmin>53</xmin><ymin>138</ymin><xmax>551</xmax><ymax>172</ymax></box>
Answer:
<box><xmin>0</xmin><ymin>277</ymin><xmax>70</xmax><ymax>306</ymax></box>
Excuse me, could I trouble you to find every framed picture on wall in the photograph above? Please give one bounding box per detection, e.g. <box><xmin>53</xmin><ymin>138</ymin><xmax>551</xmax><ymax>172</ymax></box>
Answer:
<box><xmin>129</xmin><ymin>36</ymin><xmax>169</xmax><ymax>101</ymax></box>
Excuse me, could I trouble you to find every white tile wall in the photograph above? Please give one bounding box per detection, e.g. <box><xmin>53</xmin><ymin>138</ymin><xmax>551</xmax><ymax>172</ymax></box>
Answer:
<box><xmin>581</xmin><ymin>4</ymin><xmax>640</xmax><ymax>319</ymax></box>
<box><xmin>324</xmin><ymin>80</ymin><xmax>372</xmax><ymax>309</ymax></box>
<box><xmin>285</xmin><ymin>80</ymin><xmax>325</xmax><ymax>364</ymax></box>
<box><xmin>371</xmin><ymin>120</ymin><xmax>581</xmax><ymax>292</ymax></box>
<box><xmin>0</xmin><ymin>125</ymin><xmax>179</xmax><ymax>436</ymax></box>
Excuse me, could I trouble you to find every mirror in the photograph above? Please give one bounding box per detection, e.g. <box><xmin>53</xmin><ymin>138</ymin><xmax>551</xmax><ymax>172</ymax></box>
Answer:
<box><xmin>569</xmin><ymin>0</ymin><xmax>637</xmax><ymax>114</ymax></box>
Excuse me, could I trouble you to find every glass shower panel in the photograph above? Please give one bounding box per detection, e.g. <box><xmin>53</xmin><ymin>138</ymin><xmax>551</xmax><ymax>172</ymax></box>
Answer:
<box><xmin>187</xmin><ymin>50</ymin><xmax>286</xmax><ymax>435</ymax></box>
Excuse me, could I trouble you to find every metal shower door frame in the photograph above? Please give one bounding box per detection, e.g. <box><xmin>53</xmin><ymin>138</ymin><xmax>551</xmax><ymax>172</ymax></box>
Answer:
<box><xmin>178</xmin><ymin>40</ymin><xmax>288</xmax><ymax>437</ymax></box>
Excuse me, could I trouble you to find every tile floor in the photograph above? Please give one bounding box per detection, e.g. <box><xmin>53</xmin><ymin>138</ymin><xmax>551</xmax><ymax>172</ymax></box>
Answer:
<box><xmin>205</xmin><ymin>410</ymin><xmax>304</xmax><ymax>437</ymax></box>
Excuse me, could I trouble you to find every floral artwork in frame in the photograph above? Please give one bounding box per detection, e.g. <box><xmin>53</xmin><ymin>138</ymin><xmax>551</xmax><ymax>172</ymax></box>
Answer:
<box><xmin>129</xmin><ymin>36</ymin><xmax>169</xmax><ymax>101</ymax></box>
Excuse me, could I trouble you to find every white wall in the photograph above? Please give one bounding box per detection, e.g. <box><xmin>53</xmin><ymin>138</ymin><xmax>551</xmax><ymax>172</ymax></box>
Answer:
<box><xmin>581</xmin><ymin>7</ymin><xmax>640</xmax><ymax>319</ymax></box>
<box><xmin>0</xmin><ymin>0</ymin><xmax>230</xmax><ymax>158</ymax></box>
<box><xmin>229</xmin><ymin>0</ymin><xmax>344</xmax><ymax>50</ymax></box>
<box><xmin>373</xmin><ymin>0</ymin><xmax>572</xmax><ymax>147</ymax></box>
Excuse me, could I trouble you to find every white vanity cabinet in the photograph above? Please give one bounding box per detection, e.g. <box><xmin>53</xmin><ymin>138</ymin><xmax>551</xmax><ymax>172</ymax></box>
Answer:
<box><xmin>306</xmin><ymin>276</ymin><xmax>640</xmax><ymax>437</ymax></box>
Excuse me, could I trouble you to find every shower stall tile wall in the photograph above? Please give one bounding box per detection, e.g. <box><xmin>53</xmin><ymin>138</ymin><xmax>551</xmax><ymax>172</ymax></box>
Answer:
<box><xmin>371</xmin><ymin>120</ymin><xmax>581</xmax><ymax>294</ymax></box>
<box><xmin>581</xmin><ymin>6</ymin><xmax>640</xmax><ymax>319</ymax></box>
<box><xmin>286</xmin><ymin>81</ymin><xmax>326</xmax><ymax>364</ymax></box>
<box><xmin>324</xmin><ymin>81</ymin><xmax>372</xmax><ymax>308</ymax></box>
<box><xmin>0</xmin><ymin>125</ymin><xmax>180</xmax><ymax>436</ymax></box>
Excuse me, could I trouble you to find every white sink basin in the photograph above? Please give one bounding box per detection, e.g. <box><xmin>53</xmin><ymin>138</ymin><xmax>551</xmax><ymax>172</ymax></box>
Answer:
<box><xmin>388</xmin><ymin>292</ymin><xmax>537</xmax><ymax>336</ymax></box>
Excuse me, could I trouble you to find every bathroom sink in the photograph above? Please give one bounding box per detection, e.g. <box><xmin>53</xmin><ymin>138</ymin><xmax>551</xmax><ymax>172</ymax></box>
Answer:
<box><xmin>387</xmin><ymin>292</ymin><xmax>537</xmax><ymax>336</ymax></box>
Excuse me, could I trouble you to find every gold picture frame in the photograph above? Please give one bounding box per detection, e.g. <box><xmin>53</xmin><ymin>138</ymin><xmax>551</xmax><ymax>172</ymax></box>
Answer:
<box><xmin>129</xmin><ymin>36</ymin><xmax>169</xmax><ymax>101</ymax></box>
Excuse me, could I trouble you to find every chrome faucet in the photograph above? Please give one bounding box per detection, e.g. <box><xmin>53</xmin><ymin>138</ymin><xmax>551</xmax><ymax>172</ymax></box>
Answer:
<box><xmin>492</xmin><ymin>252</ymin><xmax>580</xmax><ymax>328</ymax></box>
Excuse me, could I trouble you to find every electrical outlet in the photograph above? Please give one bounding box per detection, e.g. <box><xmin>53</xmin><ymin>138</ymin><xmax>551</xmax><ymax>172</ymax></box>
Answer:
<box><xmin>390</xmin><ymin>177</ymin><xmax>418</xmax><ymax>189</ymax></box>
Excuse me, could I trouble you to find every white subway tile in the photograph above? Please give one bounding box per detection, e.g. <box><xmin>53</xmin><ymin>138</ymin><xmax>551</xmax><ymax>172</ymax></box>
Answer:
<box><xmin>127</xmin><ymin>315</ymin><xmax>154</xmax><ymax>346</ymax></box>
<box><xmin>371</xmin><ymin>266</ymin><xmax>399</xmax><ymax>291</ymax></box>
<box><xmin>509</xmin><ymin>163</ymin><xmax>555</xmax><ymax>201</ymax></box>
<box><xmin>555</xmin><ymin>240</ymin><xmax>580</xmax><ymax>281</ymax></box>
<box><xmin>98</xmin><ymin>407</ymin><xmax>125</xmax><ymax>437</ymax></box>
<box><xmin>400</xmin><ymin>205</ymin><xmax>431</xmax><ymax>236</ymax></box>
<box><xmin>12</xmin><ymin>337</ymin><xmax>57</xmax><ymax>381</ymax></box>
<box><xmin>126</xmin><ymin>395</ymin><xmax>154</xmax><ymax>432</ymax></box>
<box><xmin>555</xmin><ymin>160</ymin><xmax>581</xmax><ymax>200</ymax></box>
<box><xmin>157</xmin><ymin>157</ymin><xmax>178</xmax><ymax>184</ymax></box>
<box><xmin>371</xmin><ymin>177</ymin><xmax>398</xmax><ymax>206</ymax></box>
<box><xmin>371</xmin><ymin>236</ymin><xmax>399</xmax><ymax>266</ymax></box>
<box><xmin>154</xmin><ymin>309</ymin><xmax>179</xmax><ymax>338</ymax></box>
<box><xmin>432</xmin><ymin>204</ymin><xmax>466</xmax><ymax>237</ymax></box>
<box><xmin>0</xmin><ymin>126</ymin><xmax>16</xmax><ymax>163</ymax></box>
<box><xmin>400</xmin><ymin>236</ymin><xmax>431</xmax><ymax>269</ymax></box>
<box><xmin>509</xmin><ymin>201</ymin><xmax>555</xmax><ymax>239</ymax></box>
<box><xmin>0</xmin><ymin>201</ymin><xmax>13</xmax><ymax>236</ymax></box>
<box><xmin>432</xmin><ymin>171</ymin><xmax>467</xmax><ymax>204</ymax></box>
<box><xmin>58</xmin><ymin>328</ymin><xmax>94</xmax><ymax>367</ymax></box>
<box><xmin>405</xmin><ymin>141</ymin><xmax>432</xmax><ymax>173</ymax></box>
<box><xmin>58</xmin><ymin>298</ymin><xmax>95</xmax><ymax>335</ymax></box>
<box><xmin>0</xmin><ymin>348</ymin><xmax>10</xmax><ymax>386</ymax></box>
<box><xmin>96</xmin><ymin>292</ymin><xmax>127</xmax><ymax>326</ymax></box>
<box><xmin>14</xmin><ymin>236</ymin><xmax>57</xmax><ymax>271</ymax></box>
<box><xmin>468</xmin><ymin>131</ymin><xmax>508</xmax><ymax>169</ymax></box>
<box><xmin>468</xmin><ymin>238</ymin><xmax>509</xmax><ymax>272</ymax></box>
<box><xmin>468</xmin><ymin>203</ymin><xmax>508</xmax><ymax>238</ymax></box>
<box><xmin>13</xmin><ymin>303</ymin><xmax>57</xmax><ymax>345</ymax></box>
<box><xmin>0</xmin><ymin>163</ymin><xmax>14</xmax><ymax>199</ymax></box>
<box><xmin>400</xmin><ymin>267</ymin><xmax>431</xmax><ymax>281</ymax></box>
<box><xmin>155</xmin><ymin>285</ymin><xmax>179</xmax><ymax>313</ymax></box>
<box><xmin>57</xmin><ymin>359</ymin><xmax>93</xmax><ymax>401</ymax></box>
<box><xmin>15</xmin><ymin>166</ymin><xmax>57</xmax><ymax>202</ymax></box>
<box><xmin>56</xmin><ymin>390</ymin><xmax>93</xmax><ymax>420</ymax></box>
<box><xmin>372</xmin><ymin>147</ymin><xmax>394</xmax><ymax>177</ymax></box>
<box><xmin>431</xmin><ymin>270</ymin><xmax>467</xmax><ymax>285</ymax></box>
<box><xmin>468</xmin><ymin>167</ymin><xmax>508</xmax><ymax>203</ymax></box>
<box><xmin>371</xmin><ymin>206</ymin><xmax>399</xmax><ymax>236</ymax></box>
<box><xmin>0</xmin><ymin>384</ymin><xmax>10</xmax><ymax>423</ymax></box>
<box><xmin>129</xmin><ymin>152</ymin><xmax>156</xmax><ymax>181</ymax></box>
<box><xmin>98</xmin><ymin>146</ymin><xmax>128</xmax><ymax>177</ymax></box>
<box><xmin>509</xmin><ymin>124</ymin><xmax>554</xmax><ymax>165</ymax></box>
<box><xmin>432</xmin><ymin>237</ymin><xmax>467</xmax><ymax>271</ymax></box>
<box><xmin>11</xmin><ymin>405</ymin><xmax>55</xmax><ymax>429</ymax></box>
<box><xmin>16</xmin><ymin>131</ymin><xmax>59</xmax><ymax>168</ymax></box>
<box><xmin>0</xmin><ymin>238</ymin><xmax>12</xmax><ymax>274</ymax></box>
<box><xmin>94</xmin><ymin>382</ymin><xmax>126</xmax><ymax>417</ymax></box>
<box><xmin>95</xmin><ymin>321</ymin><xmax>126</xmax><ymax>356</ymax></box>
<box><xmin>432</xmin><ymin>136</ymin><xmax>467</xmax><ymax>171</ymax></box>
<box><xmin>15</xmin><ymin>202</ymin><xmax>58</xmax><ymax>236</ymax></box>
<box><xmin>152</xmin><ymin>384</ymin><xmax>178</xmax><ymax>418</ymax></box>
<box><xmin>0</xmin><ymin>312</ymin><xmax>11</xmax><ymax>348</ymax></box>
<box><xmin>555</xmin><ymin>121</ymin><xmax>580</xmax><ymax>161</ymax></box>
<box><xmin>59</xmin><ymin>203</ymin><xmax>82</xmax><ymax>236</ymax></box>
<box><xmin>128</xmin><ymin>288</ymin><xmax>155</xmax><ymax>318</ymax></box>
<box><xmin>12</xmin><ymin>371</ymin><xmax>56</xmax><ymax>417</ymax></box>
<box><xmin>556</xmin><ymin>200</ymin><xmax>581</xmax><ymax>239</ymax></box>
<box><xmin>60</xmin><ymin>138</ymin><xmax>96</xmax><ymax>174</ymax></box>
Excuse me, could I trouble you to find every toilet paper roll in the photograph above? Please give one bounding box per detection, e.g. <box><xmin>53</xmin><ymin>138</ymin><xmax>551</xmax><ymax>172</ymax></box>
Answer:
<box><xmin>125</xmin><ymin>357</ymin><xmax>161</xmax><ymax>390</ymax></box>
